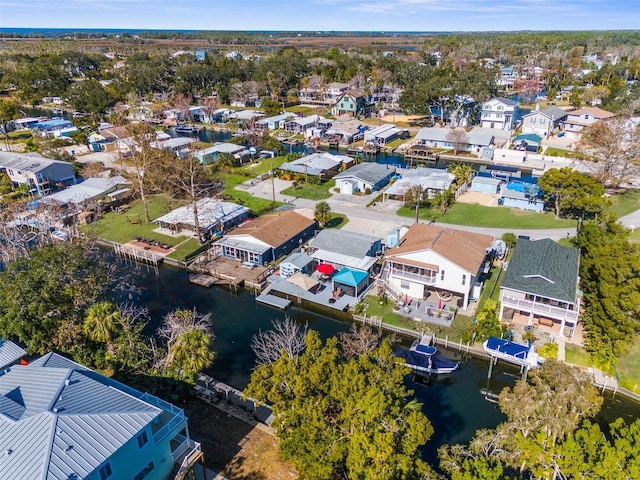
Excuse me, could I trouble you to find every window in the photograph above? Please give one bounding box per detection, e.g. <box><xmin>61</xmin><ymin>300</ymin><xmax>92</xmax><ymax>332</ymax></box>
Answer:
<box><xmin>462</xmin><ymin>274</ymin><xmax>466</xmax><ymax>286</ymax></box>
<box><xmin>136</xmin><ymin>430</ymin><xmax>148</xmax><ymax>449</ymax></box>
<box><xmin>539</xmin><ymin>118</ymin><xmax>546</xmax><ymax>125</ymax></box>
<box><xmin>133</xmin><ymin>461</ymin><xmax>154</xmax><ymax>480</ymax></box>
<box><xmin>400</xmin><ymin>280</ymin><xmax>410</xmax><ymax>289</ymax></box>
<box><xmin>530</xmin><ymin>118</ymin><xmax>536</xmax><ymax>124</ymax></box>
<box><xmin>440</xmin><ymin>270</ymin><xmax>445</xmax><ymax>281</ymax></box>
<box><xmin>99</xmin><ymin>463</ymin><xmax>112</xmax><ymax>480</ymax></box>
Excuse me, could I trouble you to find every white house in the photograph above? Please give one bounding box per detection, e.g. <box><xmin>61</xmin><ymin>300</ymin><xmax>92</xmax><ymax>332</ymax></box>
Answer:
<box><xmin>284</xmin><ymin>115</ymin><xmax>331</xmax><ymax>135</ymax></box>
<box><xmin>256</xmin><ymin>113</ymin><xmax>295</xmax><ymax>131</ymax></box>
<box><xmin>383</xmin><ymin>167</ymin><xmax>456</xmax><ymax>203</ymax></box>
<box><xmin>0</xmin><ymin>352</ymin><xmax>203</xmax><ymax>480</ymax></box>
<box><xmin>415</xmin><ymin>127</ymin><xmax>495</xmax><ymax>154</ymax></box>
<box><xmin>364</xmin><ymin>124</ymin><xmax>400</xmax><ymax>145</ymax></box>
<box><xmin>563</xmin><ymin>106</ymin><xmax>615</xmax><ymax>138</ymax></box>
<box><xmin>480</xmin><ymin>97</ymin><xmax>519</xmax><ymax>131</ymax></box>
<box><xmin>333</xmin><ymin>162</ymin><xmax>395</xmax><ymax>194</ymax></box>
<box><xmin>382</xmin><ymin>223</ymin><xmax>493</xmax><ymax>309</ymax></box>
<box><xmin>520</xmin><ymin>105</ymin><xmax>567</xmax><ymax>138</ymax></box>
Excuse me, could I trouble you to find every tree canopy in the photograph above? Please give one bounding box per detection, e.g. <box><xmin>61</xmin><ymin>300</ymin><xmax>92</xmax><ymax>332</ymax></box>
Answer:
<box><xmin>537</xmin><ymin>167</ymin><xmax>607</xmax><ymax>220</ymax></box>
<box><xmin>244</xmin><ymin>331</ymin><xmax>436</xmax><ymax>480</ymax></box>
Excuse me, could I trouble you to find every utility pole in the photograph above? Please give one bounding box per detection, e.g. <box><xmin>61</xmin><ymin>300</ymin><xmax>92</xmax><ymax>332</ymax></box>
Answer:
<box><xmin>270</xmin><ymin>161</ymin><xmax>276</xmax><ymax>210</ymax></box>
<box><xmin>415</xmin><ymin>199</ymin><xmax>419</xmax><ymax>224</ymax></box>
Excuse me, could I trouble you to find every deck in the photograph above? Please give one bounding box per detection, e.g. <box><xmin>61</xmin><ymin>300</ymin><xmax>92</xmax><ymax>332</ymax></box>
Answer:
<box><xmin>189</xmin><ymin>273</ymin><xmax>217</xmax><ymax>288</ymax></box>
<box><xmin>256</xmin><ymin>293</ymin><xmax>292</xmax><ymax>310</ymax></box>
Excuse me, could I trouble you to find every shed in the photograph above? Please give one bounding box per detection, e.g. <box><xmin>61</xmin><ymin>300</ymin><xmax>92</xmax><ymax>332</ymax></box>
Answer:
<box><xmin>471</xmin><ymin>176</ymin><xmax>502</xmax><ymax>194</ymax></box>
<box><xmin>279</xmin><ymin>252</ymin><xmax>313</xmax><ymax>277</ymax></box>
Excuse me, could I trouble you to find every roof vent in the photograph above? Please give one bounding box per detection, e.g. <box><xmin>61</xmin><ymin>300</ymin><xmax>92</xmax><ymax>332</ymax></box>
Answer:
<box><xmin>65</xmin><ymin>379</ymin><xmax>70</xmax><ymax>386</ymax></box>
<box><xmin>53</xmin><ymin>407</ymin><xmax>59</xmax><ymax>413</ymax></box>
<box><xmin>5</xmin><ymin>449</ymin><xmax>12</xmax><ymax>456</ymax></box>
<box><xmin>65</xmin><ymin>445</ymin><xmax>73</xmax><ymax>452</ymax></box>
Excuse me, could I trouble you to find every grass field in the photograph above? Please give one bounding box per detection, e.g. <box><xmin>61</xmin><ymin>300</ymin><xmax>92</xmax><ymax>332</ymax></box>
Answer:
<box><xmin>281</xmin><ymin>179</ymin><xmax>335</xmax><ymax>200</ymax></box>
<box><xmin>397</xmin><ymin>202</ymin><xmax>577</xmax><ymax>229</ymax></box>
<box><xmin>606</xmin><ymin>189</ymin><xmax>640</xmax><ymax>218</ymax></box>
<box><xmin>80</xmin><ymin>195</ymin><xmax>186</xmax><ymax>244</ymax></box>
<box><xmin>565</xmin><ymin>344</ymin><xmax>593</xmax><ymax>368</ymax></box>
<box><xmin>222</xmin><ymin>172</ymin><xmax>279</xmax><ymax>215</ymax></box>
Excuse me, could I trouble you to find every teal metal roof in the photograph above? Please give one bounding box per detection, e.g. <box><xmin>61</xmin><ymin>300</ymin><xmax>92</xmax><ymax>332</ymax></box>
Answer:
<box><xmin>501</xmin><ymin>238</ymin><xmax>579</xmax><ymax>303</ymax></box>
<box><xmin>333</xmin><ymin>267</ymin><xmax>368</xmax><ymax>287</ymax></box>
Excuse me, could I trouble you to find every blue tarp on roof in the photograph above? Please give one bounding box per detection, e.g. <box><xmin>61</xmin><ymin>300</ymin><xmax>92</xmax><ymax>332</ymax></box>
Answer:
<box><xmin>332</xmin><ymin>267</ymin><xmax>368</xmax><ymax>287</ymax></box>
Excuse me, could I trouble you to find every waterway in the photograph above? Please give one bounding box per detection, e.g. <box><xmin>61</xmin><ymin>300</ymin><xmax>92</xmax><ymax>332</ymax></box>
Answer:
<box><xmin>134</xmin><ymin>264</ymin><xmax>640</xmax><ymax>467</ymax></box>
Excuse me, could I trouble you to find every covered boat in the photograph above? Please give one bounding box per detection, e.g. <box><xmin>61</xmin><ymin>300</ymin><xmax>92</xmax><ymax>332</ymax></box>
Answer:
<box><xmin>483</xmin><ymin>336</ymin><xmax>540</xmax><ymax>368</ymax></box>
<box><xmin>395</xmin><ymin>335</ymin><xmax>460</xmax><ymax>375</ymax></box>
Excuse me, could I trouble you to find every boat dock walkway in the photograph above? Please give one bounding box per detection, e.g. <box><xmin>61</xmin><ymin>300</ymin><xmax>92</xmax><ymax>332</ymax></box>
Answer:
<box><xmin>194</xmin><ymin>373</ymin><xmax>274</xmax><ymax>433</ymax></box>
<box><xmin>256</xmin><ymin>292</ymin><xmax>292</xmax><ymax>310</ymax></box>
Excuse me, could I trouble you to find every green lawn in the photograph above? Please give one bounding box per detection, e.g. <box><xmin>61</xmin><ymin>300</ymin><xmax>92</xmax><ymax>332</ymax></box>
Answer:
<box><xmin>325</xmin><ymin>213</ymin><xmax>348</xmax><ymax>229</ymax></box>
<box><xmin>237</xmin><ymin>156</ymin><xmax>289</xmax><ymax>176</ymax></box>
<box><xmin>281</xmin><ymin>180</ymin><xmax>335</xmax><ymax>200</ymax></box>
<box><xmin>565</xmin><ymin>344</ymin><xmax>593</xmax><ymax>368</ymax></box>
<box><xmin>167</xmin><ymin>238</ymin><xmax>205</xmax><ymax>262</ymax></box>
<box><xmin>223</xmin><ymin>172</ymin><xmax>279</xmax><ymax>215</ymax></box>
<box><xmin>397</xmin><ymin>202</ymin><xmax>577</xmax><ymax>229</ymax></box>
<box><xmin>80</xmin><ymin>195</ymin><xmax>188</xmax><ymax>244</ymax></box>
<box><xmin>286</xmin><ymin>106</ymin><xmax>314</xmax><ymax>115</ymax></box>
<box><xmin>606</xmin><ymin>189</ymin><xmax>640</xmax><ymax>218</ymax></box>
<box><xmin>617</xmin><ymin>336</ymin><xmax>640</xmax><ymax>394</ymax></box>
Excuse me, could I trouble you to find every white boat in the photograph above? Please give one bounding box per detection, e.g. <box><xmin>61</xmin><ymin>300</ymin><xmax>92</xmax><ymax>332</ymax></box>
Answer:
<box><xmin>395</xmin><ymin>335</ymin><xmax>460</xmax><ymax>375</ymax></box>
<box><xmin>175</xmin><ymin>123</ymin><xmax>194</xmax><ymax>133</ymax></box>
<box><xmin>483</xmin><ymin>336</ymin><xmax>540</xmax><ymax>368</ymax></box>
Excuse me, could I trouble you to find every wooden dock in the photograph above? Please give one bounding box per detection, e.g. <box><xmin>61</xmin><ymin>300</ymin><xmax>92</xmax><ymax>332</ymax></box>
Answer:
<box><xmin>256</xmin><ymin>292</ymin><xmax>292</xmax><ymax>310</ymax></box>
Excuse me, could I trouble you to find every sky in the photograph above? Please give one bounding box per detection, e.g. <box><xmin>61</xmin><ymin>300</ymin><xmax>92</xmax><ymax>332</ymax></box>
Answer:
<box><xmin>2</xmin><ymin>0</ymin><xmax>640</xmax><ymax>32</ymax></box>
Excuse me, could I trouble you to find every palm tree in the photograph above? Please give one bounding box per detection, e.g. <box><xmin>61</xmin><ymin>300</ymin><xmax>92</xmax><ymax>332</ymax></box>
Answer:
<box><xmin>83</xmin><ymin>301</ymin><xmax>120</xmax><ymax>344</ymax></box>
<box><xmin>314</xmin><ymin>201</ymin><xmax>331</xmax><ymax>227</ymax></box>
<box><xmin>447</xmin><ymin>162</ymin><xmax>475</xmax><ymax>188</ymax></box>
<box><xmin>168</xmin><ymin>329</ymin><xmax>215</xmax><ymax>381</ymax></box>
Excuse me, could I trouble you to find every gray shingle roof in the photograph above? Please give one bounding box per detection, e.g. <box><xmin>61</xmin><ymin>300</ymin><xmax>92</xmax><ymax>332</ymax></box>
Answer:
<box><xmin>0</xmin><ymin>353</ymin><xmax>164</xmax><ymax>480</ymax></box>
<box><xmin>501</xmin><ymin>238</ymin><xmax>579</xmax><ymax>303</ymax></box>
<box><xmin>310</xmin><ymin>229</ymin><xmax>381</xmax><ymax>258</ymax></box>
<box><xmin>334</xmin><ymin>162</ymin><xmax>394</xmax><ymax>184</ymax></box>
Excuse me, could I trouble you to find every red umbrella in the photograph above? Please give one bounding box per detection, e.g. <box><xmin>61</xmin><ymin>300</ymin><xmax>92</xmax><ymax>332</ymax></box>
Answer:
<box><xmin>317</xmin><ymin>263</ymin><xmax>335</xmax><ymax>275</ymax></box>
<box><xmin>404</xmin><ymin>293</ymin><xmax>408</xmax><ymax>305</ymax></box>
<box><xmin>438</xmin><ymin>298</ymin><xmax>443</xmax><ymax>310</ymax></box>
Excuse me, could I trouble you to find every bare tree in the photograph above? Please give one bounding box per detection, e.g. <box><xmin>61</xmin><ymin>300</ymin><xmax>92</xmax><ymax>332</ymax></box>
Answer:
<box><xmin>338</xmin><ymin>324</ymin><xmax>381</xmax><ymax>360</ymax></box>
<box><xmin>156</xmin><ymin>152</ymin><xmax>223</xmax><ymax>243</ymax></box>
<box><xmin>157</xmin><ymin>307</ymin><xmax>213</xmax><ymax>347</ymax></box>
<box><xmin>446</xmin><ymin>128</ymin><xmax>470</xmax><ymax>155</ymax></box>
<box><xmin>251</xmin><ymin>317</ymin><xmax>308</xmax><ymax>365</ymax></box>
<box><xmin>577</xmin><ymin>117</ymin><xmax>640</xmax><ymax>188</ymax></box>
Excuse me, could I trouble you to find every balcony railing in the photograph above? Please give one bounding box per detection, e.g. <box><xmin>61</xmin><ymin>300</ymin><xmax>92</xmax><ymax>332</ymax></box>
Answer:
<box><xmin>390</xmin><ymin>268</ymin><xmax>437</xmax><ymax>285</ymax></box>
<box><xmin>502</xmin><ymin>295</ymin><xmax>579</xmax><ymax>322</ymax></box>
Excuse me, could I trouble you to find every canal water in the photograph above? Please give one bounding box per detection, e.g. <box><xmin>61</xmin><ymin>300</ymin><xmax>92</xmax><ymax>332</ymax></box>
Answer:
<box><xmin>135</xmin><ymin>265</ymin><xmax>640</xmax><ymax>467</ymax></box>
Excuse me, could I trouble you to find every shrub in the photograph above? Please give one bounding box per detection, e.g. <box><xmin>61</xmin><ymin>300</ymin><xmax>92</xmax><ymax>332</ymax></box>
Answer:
<box><xmin>538</xmin><ymin>342</ymin><xmax>558</xmax><ymax>359</ymax></box>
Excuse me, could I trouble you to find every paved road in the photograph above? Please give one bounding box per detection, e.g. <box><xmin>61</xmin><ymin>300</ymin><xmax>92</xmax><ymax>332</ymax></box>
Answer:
<box><xmin>242</xmin><ymin>176</ymin><xmax>586</xmax><ymax>241</ymax></box>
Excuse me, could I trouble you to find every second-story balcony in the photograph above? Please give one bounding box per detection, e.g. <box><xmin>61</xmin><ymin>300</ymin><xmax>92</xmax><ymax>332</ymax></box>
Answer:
<box><xmin>502</xmin><ymin>295</ymin><xmax>579</xmax><ymax>323</ymax></box>
<box><xmin>390</xmin><ymin>267</ymin><xmax>437</xmax><ymax>285</ymax></box>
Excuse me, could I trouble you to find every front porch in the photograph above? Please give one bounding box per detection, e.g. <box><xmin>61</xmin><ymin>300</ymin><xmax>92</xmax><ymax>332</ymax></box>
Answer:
<box><xmin>502</xmin><ymin>309</ymin><xmax>584</xmax><ymax>346</ymax></box>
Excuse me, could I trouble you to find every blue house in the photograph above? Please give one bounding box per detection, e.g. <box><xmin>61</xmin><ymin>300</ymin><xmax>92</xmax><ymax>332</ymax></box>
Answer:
<box><xmin>500</xmin><ymin>180</ymin><xmax>544</xmax><ymax>212</ymax></box>
<box><xmin>214</xmin><ymin>210</ymin><xmax>317</xmax><ymax>266</ymax></box>
<box><xmin>0</xmin><ymin>352</ymin><xmax>204</xmax><ymax>480</ymax></box>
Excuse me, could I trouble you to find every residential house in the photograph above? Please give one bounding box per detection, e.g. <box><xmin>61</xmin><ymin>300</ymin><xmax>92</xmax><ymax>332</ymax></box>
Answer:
<box><xmin>0</xmin><ymin>152</ymin><xmax>76</xmax><ymax>196</ymax></box>
<box><xmin>333</xmin><ymin>162</ymin><xmax>395</xmax><ymax>194</ymax></box>
<box><xmin>150</xmin><ymin>137</ymin><xmax>196</xmax><ymax>159</ymax></box>
<box><xmin>31</xmin><ymin>118</ymin><xmax>76</xmax><ymax>138</ymax></box>
<box><xmin>332</xmin><ymin>89</ymin><xmax>375</xmax><ymax>118</ymax></box>
<box><xmin>520</xmin><ymin>105</ymin><xmax>567</xmax><ymax>138</ymax></box>
<box><xmin>0</xmin><ymin>338</ymin><xmax>26</xmax><ymax>370</ymax></box>
<box><xmin>284</xmin><ymin>115</ymin><xmax>331</xmax><ymax>135</ymax></box>
<box><xmin>382</xmin><ymin>167</ymin><xmax>456</xmax><ymax>203</ymax></box>
<box><xmin>324</xmin><ymin>82</ymin><xmax>351</xmax><ymax>104</ymax></box>
<box><xmin>255</xmin><ymin>113</ymin><xmax>295</xmax><ymax>131</ymax></box>
<box><xmin>381</xmin><ymin>223</ymin><xmax>494</xmax><ymax>309</ymax></box>
<box><xmin>279</xmin><ymin>152</ymin><xmax>354</xmax><ymax>181</ymax></box>
<box><xmin>228</xmin><ymin>110</ymin><xmax>265</xmax><ymax>124</ymax></box>
<box><xmin>563</xmin><ymin>106</ymin><xmax>616</xmax><ymax>138</ymax></box>
<box><xmin>214</xmin><ymin>210</ymin><xmax>317</xmax><ymax>266</ymax></box>
<box><xmin>97</xmin><ymin>126</ymin><xmax>137</xmax><ymax>156</ymax></box>
<box><xmin>500</xmin><ymin>180</ymin><xmax>544</xmax><ymax>212</ymax></box>
<box><xmin>193</xmin><ymin>142</ymin><xmax>248</xmax><ymax>165</ymax></box>
<box><xmin>279</xmin><ymin>251</ymin><xmax>314</xmax><ymax>278</ymax></box>
<box><xmin>43</xmin><ymin>175</ymin><xmax>131</xmax><ymax>210</ymax></box>
<box><xmin>307</xmin><ymin>229</ymin><xmax>382</xmax><ymax>276</ymax></box>
<box><xmin>154</xmin><ymin>198</ymin><xmax>250</xmax><ymax>238</ymax></box>
<box><xmin>415</xmin><ymin>127</ymin><xmax>495</xmax><ymax>154</ymax></box>
<box><xmin>324</xmin><ymin>117</ymin><xmax>368</xmax><ymax>144</ymax></box>
<box><xmin>0</xmin><ymin>352</ymin><xmax>203</xmax><ymax>480</ymax></box>
<box><xmin>364</xmin><ymin>124</ymin><xmax>400</xmax><ymax>146</ymax></box>
<box><xmin>480</xmin><ymin>97</ymin><xmax>519</xmax><ymax>131</ymax></box>
<box><xmin>499</xmin><ymin>238</ymin><xmax>581</xmax><ymax>339</ymax></box>
<box><xmin>497</xmin><ymin>66</ymin><xmax>517</xmax><ymax>88</ymax></box>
